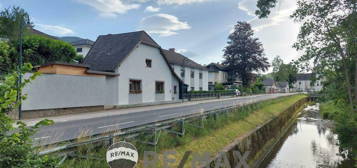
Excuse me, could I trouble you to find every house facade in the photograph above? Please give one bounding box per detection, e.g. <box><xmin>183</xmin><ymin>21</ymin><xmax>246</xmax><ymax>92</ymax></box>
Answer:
<box><xmin>22</xmin><ymin>31</ymin><xmax>184</xmax><ymax>116</ymax></box>
<box><xmin>206</xmin><ymin>63</ymin><xmax>228</xmax><ymax>90</ymax></box>
<box><xmin>72</xmin><ymin>39</ymin><xmax>94</xmax><ymax>57</ymax></box>
<box><xmin>293</xmin><ymin>73</ymin><xmax>323</xmax><ymax>92</ymax></box>
<box><xmin>163</xmin><ymin>49</ymin><xmax>209</xmax><ymax>91</ymax></box>
<box><xmin>84</xmin><ymin>31</ymin><xmax>183</xmax><ymax>105</ymax></box>
<box><xmin>263</xmin><ymin>78</ymin><xmax>277</xmax><ymax>93</ymax></box>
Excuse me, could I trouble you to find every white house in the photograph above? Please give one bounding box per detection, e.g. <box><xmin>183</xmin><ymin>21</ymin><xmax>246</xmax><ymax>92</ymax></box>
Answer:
<box><xmin>206</xmin><ymin>63</ymin><xmax>228</xmax><ymax>90</ymax></box>
<box><xmin>263</xmin><ymin>78</ymin><xmax>277</xmax><ymax>93</ymax></box>
<box><xmin>71</xmin><ymin>39</ymin><xmax>94</xmax><ymax>57</ymax></box>
<box><xmin>84</xmin><ymin>31</ymin><xmax>183</xmax><ymax>105</ymax></box>
<box><xmin>293</xmin><ymin>73</ymin><xmax>323</xmax><ymax>92</ymax></box>
<box><xmin>163</xmin><ymin>49</ymin><xmax>209</xmax><ymax>91</ymax></box>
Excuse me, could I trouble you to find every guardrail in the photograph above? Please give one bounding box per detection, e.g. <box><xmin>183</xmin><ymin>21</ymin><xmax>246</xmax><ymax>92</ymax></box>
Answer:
<box><xmin>39</xmin><ymin>101</ymin><xmax>257</xmax><ymax>156</ymax></box>
<box><xmin>182</xmin><ymin>91</ymin><xmax>236</xmax><ymax>100</ymax></box>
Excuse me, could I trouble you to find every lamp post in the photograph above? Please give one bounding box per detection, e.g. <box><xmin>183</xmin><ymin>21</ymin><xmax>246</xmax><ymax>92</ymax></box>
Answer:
<box><xmin>17</xmin><ymin>15</ymin><xmax>29</xmax><ymax>120</ymax></box>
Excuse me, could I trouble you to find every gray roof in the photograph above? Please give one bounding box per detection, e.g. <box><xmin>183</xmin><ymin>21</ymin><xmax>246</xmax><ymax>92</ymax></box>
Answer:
<box><xmin>276</xmin><ymin>81</ymin><xmax>288</xmax><ymax>88</ymax></box>
<box><xmin>84</xmin><ymin>31</ymin><xmax>160</xmax><ymax>72</ymax></box>
<box><xmin>162</xmin><ymin>49</ymin><xmax>207</xmax><ymax>70</ymax></box>
<box><xmin>263</xmin><ymin>78</ymin><xmax>275</xmax><ymax>86</ymax></box>
<box><xmin>296</xmin><ymin>73</ymin><xmax>314</xmax><ymax>80</ymax></box>
<box><xmin>206</xmin><ymin>63</ymin><xmax>227</xmax><ymax>72</ymax></box>
<box><xmin>71</xmin><ymin>39</ymin><xmax>94</xmax><ymax>46</ymax></box>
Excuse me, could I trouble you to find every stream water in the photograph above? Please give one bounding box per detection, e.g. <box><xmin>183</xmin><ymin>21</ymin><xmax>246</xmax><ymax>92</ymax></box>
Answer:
<box><xmin>261</xmin><ymin>104</ymin><xmax>354</xmax><ymax>168</ymax></box>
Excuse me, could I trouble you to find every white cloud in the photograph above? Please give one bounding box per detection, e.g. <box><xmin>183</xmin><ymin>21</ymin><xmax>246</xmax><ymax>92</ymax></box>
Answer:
<box><xmin>77</xmin><ymin>0</ymin><xmax>140</xmax><ymax>17</ymax></box>
<box><xmin>140</xmin><ymin>13</ymin><xmax>191</xmax><ymax>36</ymax></box>
<box><xmin>157</xmin><ymin>0</ymin><xmax>211</xmax><ymax>5</ymax></box>
<box><xmin>237</xmin><ymin>0</ymin><xmax>301</xmax><ymax>67</ymax></box>
<box><xmin>145</xmin><ymin>6</ymin><xmax>160</xmax><ymax>12</ymax></box>
<box><xmin>35</xmin><ymin>24</ymin><xmax>74</xmax><ymax>36</ymax></box>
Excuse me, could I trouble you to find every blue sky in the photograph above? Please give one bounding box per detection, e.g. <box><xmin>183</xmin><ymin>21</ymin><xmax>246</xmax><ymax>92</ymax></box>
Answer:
<box><xmin>1</xmin><ymin>0</ymin><xmax>300</xmax><ymax>72</ymax></box>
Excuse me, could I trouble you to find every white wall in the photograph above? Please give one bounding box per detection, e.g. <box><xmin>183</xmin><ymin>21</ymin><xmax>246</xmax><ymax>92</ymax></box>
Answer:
<box><xmin>74</xmin><ymin>45</ymin><xmax>91</xmax><ymax>57</ymax></box>
<box><xmin>293</xmin><ymin>79</ymin><xmax>323</xmax><ymax>92</ymax></box>
<box><xmin>115</xmin><ymin>43</ymin><xmax>178</xmax><ymax>105</ymax></box>
<box><xmin>171</xmin><ymin>64</ymin><xmax>208</xmax><ymax>91</ymax></box>
<box><xmin>208</xmin><ymin>71</ymin><xmax>228</xmax><ymax>84</ymax></box>
<box><xmin>22</xmin><ymin>73</ymin><xmax>106</xmax><ymax>110</ymax></box>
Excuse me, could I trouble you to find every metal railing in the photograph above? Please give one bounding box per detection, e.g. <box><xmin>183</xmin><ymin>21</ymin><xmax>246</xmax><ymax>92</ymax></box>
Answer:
<box><xmin>182</xmin><ymin>91</ymin><xmax>236</xmax><ymax>100</ymax></box>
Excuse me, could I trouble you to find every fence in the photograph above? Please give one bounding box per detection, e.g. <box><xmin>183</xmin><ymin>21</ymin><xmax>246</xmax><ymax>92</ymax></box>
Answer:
<box><xmin>182</xmin><ymin>90</ymin><xmax>236</xmax><ymax>100</ymax></box>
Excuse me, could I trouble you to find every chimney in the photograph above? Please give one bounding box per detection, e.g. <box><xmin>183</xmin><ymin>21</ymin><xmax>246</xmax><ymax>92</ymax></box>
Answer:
<box><xmin>169</xmin><ymin>48</ymin><xmax>175</xmax><ymax>52</ymax></box>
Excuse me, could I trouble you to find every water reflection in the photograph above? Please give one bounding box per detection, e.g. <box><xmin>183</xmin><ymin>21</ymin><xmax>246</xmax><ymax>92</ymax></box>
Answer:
<box><xmin>263</xmin><ymin>104</ymin><xmax>352</xmax><ymax>168</ymax></box>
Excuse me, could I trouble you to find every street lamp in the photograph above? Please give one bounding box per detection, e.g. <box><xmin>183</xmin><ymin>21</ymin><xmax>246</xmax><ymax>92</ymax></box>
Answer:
<box><xmin>17</xmin><ymin>15</ymin><xmax>30</xmax><ymax>120</ymax></box>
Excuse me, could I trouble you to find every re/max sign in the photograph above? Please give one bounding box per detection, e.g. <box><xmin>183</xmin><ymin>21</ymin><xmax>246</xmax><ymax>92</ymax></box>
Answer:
<box><xmin>142</xmin><ymin>150</ymin><xmax>250</xmax><ymax>168</ymax></box>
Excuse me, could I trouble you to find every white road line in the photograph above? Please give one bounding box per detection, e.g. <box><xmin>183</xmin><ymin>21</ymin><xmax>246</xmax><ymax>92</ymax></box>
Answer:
<box><xmin>159</xmin><ymin>113</ymin><xmax>179</xmax><ymax>118</ymax></box>
<box><xmin>34</xmin><ymin>136</ymin><xmax>51</xmax><ymax>140</ymax></box>
<box><xmin>98</xmin><ymin>121</ymin><xmax>134</xmax><ymax>129</ymax></box>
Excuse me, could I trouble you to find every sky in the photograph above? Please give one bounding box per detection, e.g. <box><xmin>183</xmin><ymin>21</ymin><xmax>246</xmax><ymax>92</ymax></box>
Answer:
<box><xmin>1</xmin><ymin>0</ymin><xmax>301</xmax><ymax>72</ymax></box>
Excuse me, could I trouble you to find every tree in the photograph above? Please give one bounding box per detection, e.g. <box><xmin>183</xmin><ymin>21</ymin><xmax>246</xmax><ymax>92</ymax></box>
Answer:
<box><xmin>0</xmin><ymin>63</ymin><xmax>58</xmax><ymax>167</ymax></box>
<box><xmin>291</xmin><ymin>0</ymin><xmax>357</xmax><ymax>109</ymax></box>
<box><xmin>0</xmin><ymin>6</ymin><xmax>32</xmax><ymax>42</ymax></box>
<box><xmin>0</xmin><ymin>7</ymin><xmax>78</xmax><ymax>74</ymax></box>
<box><xmin>255</xmin><ymin>0</ymin><xmax>277</xmax><ymax>18</ymax></box>
<box><xmin>223</xmin><ymin>21</ymin><xmax>269</xmax><ymax>87</ymax></box>
<box><xmin>272</xmin><ymin>55</ymin><xmax>283</xmax><ymax>75</ymax></box>
<box><xmin>271</xmin><ymin>56</ymin><xmax>298</xmax><ymax>87</ymax></box>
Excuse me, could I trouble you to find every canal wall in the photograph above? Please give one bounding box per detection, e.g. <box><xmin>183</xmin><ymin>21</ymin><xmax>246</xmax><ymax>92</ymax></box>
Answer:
<box><xmin>207</xmin><ymin>97</ymin><xmax>308</xmax><ymax>168</ymax></box>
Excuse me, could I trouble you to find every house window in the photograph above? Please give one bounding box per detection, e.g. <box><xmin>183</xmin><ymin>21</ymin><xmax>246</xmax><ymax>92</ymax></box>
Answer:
<box><xmin>129</xmin><ymin>80</ymin><xmax>142</xmax><ymax>94</ymax></box>
<box><xmin>180</xmin><ymin>68</ymin><xmax>185</xmax><ymax>78</ymax></box>
<box><xmin>191</xmin><ymin>87</ymin><xmax>194</xmax><ymax>91</ymax></box>
<box><xmin>191</xmin><ymin>71</ymin><xmax>194</xmax><ymax>78</ymax></box>
<box><xmin>174</xmin><ymin>85</ymin><xmax>177</xmax><ymax>94</ymax></box>
<box><xmin>199</xmin><ymin>87</ymin><xmax>203</xmax><ymax>91</ymax></box>
<box><xmin>199</xmin><ymin>72</ymin><xmax>203</xmax><ymax>79</ymax></box>
<box><xmin>155</xmin><ymin>81</ymin><xmax>164</xmax><ymax>94</ymax></box>
<box><xmin>146</xmin><ymin>59</ymin><xmax>152</xmax><ymax>68</ymax></box>
<box><xmin>76</xmin><ymin>48</ymin><xmax>82</xmax><ymax>52</ymax></box>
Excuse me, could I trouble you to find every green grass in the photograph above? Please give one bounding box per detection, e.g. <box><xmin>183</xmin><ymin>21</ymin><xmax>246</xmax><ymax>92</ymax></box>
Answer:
<box><xmin>60</xmin><ymin>94</ymin><xmax>307</xmax><ymax>168</ymax></box>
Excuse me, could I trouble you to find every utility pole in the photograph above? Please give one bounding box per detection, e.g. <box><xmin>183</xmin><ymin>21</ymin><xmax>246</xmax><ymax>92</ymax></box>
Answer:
<box><xmin>17</xmin><ymin>15</ymin><xmax>26</xmax><ymax>120</ymax></box>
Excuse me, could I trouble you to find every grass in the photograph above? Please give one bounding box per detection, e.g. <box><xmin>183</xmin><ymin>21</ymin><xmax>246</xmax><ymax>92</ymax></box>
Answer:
<box><xmin>60</xmin><ymin>94</ymin><xmax>307</xmax><ymax>168</ymax></box>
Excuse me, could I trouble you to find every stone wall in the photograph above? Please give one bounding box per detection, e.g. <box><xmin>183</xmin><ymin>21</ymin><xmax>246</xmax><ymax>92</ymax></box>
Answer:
<box><xmin>207</xmin><ymin>98</ymin><xmax>308</xmax><ymax>168</ymax></box>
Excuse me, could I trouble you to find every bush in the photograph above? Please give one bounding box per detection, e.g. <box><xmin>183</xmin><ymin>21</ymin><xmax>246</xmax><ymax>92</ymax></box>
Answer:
<box><xmin>214</xmin><ymin>83</ymin><xmax>224</xmax><ymax>90</ymax></box>
<box><xmin>0</xmin><ymin>63</ymin><xmax>58</xmax><ymax>167</ymax></box>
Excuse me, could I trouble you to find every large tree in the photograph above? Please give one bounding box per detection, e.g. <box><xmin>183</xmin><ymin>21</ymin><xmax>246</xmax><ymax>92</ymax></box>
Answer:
<box><xmin>223</xmin><ymin>21</ymin><xmax>269</xmax><ymax>87</ymax></box>
<box><xmin>271</xmin><ymin>55</ymin><xmax>298</xmax><ymax>87</ymax></box>
<box><xmin>0</xmin><ymin>6</ymin><xmax>31</xmax><ymax>42</ymax></box>
<box><xmin>291</xmin><ymin>0</ymin><xmax>357</xmax><ymax>109</ymax></box>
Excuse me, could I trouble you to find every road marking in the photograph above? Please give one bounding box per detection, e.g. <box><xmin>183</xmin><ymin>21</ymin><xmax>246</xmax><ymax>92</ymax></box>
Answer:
<box><xmin>159</xmin><ymin>113</ymin><xmax>179</xmax><ymax>118</ymax></box>
<box><xmin>34</xmin><ymin>136</ymin><xmax>51</xmax><ymax>140</ymax></box>
<box><xmin>98</xmin><ymin>121</ymin><xmax>134</xmax><ymax>129</ymax></box>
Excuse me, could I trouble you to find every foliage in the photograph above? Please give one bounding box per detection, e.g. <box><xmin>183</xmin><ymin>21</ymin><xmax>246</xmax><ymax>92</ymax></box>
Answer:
<box><xmin>0</xmin><ymin>35</ymin><xmax>77</xmax><ymax>74</ymax></box>
<box><xmin>223</xmin><ymin>21</ymin><xmax>269</xmax><ymax>87</ymax></box>
<box><xmin>0</xmin><ymin>6</ymin><xmax>32</xmax><ymax>42</ymax></box>
<box><xmin>74</xmin><ymin>54</ymin><xmax>84</xmax><ymax>63</ymax></box>
<box><xmin>255</xmin><ymin>0</ymin><xmax>277</xmax><ymax>18</ymax></box>
<box><xmin>214</xmin><ymin>83</ymin><xmax>224</xmax><ymax>90</ymax></box>
<box><xmin>320</xmin><ymin>101</ymin><xmax>357</xmax><ymax>160</ymax></box>
<box><xmin>0</xmin><ymin>63</ymin><xmax>58</xmax><ymax>167</ymax></box>
<box><xmin>61</xmin><ymin>95</ymin><xmax>306</xmax><ymax>168</ymax></box>
<box><xmin>291</xmin><ymin>0</ymin><xmax>357</xmax><ymax>162</ymax></box>
<box><xmin>291</xmin><ymin>0</ymin><xmax>357</xmax><ymax>108</ymax></box>
<box><xmin>271</xmin><ymin>56</ymin><xmax>298</xmax><ymax>87</ymax></box>
<box><xmin>0</xmin><ymin>7</ymin><xmax>78</xmax><ymax>74</ymax></box>
<box><xmin>0</xmin><ymin>41</ymin><xmax>16</xmax><ymax>75</ymax></box>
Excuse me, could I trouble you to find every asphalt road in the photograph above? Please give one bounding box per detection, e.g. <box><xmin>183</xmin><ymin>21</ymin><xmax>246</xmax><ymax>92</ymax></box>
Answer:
<box><xmin>32</xmin><ymin>93</ymin><xmax>296</xmax><ymax>146</ymax></box>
